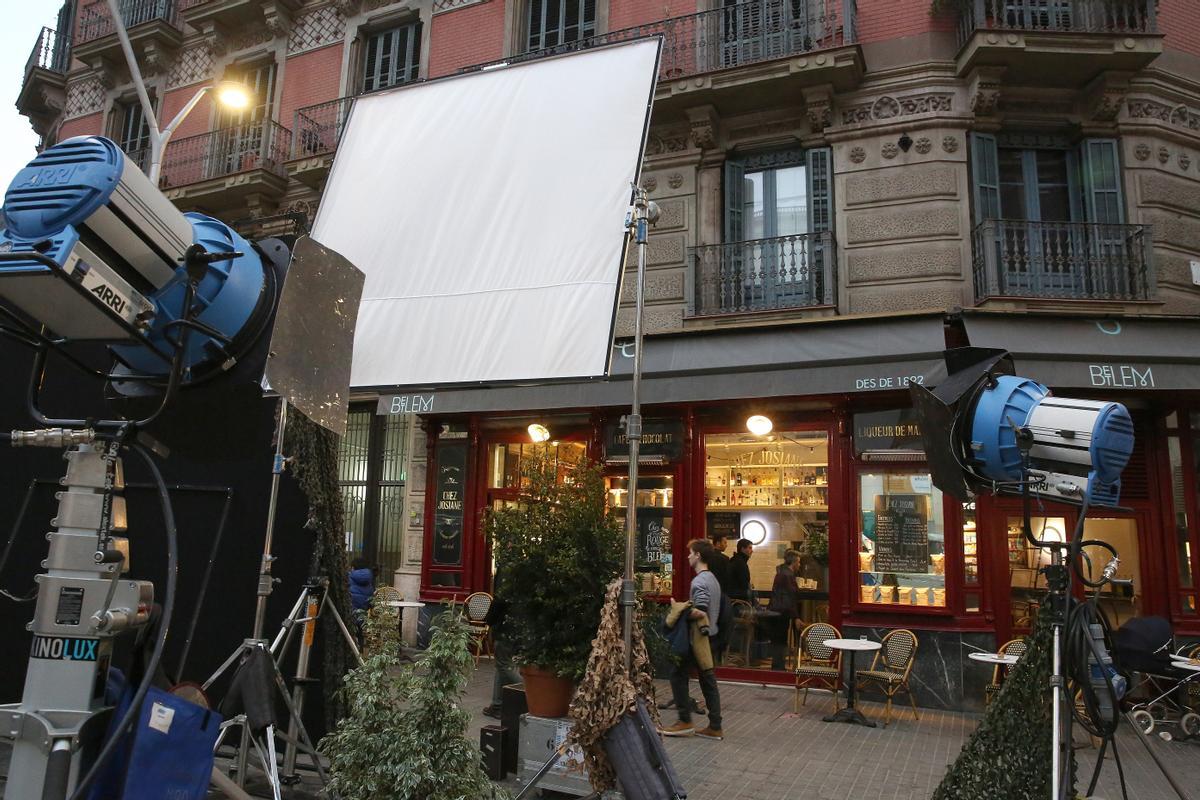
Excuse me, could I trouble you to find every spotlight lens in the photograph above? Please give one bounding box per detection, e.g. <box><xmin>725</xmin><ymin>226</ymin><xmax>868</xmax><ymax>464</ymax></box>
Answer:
<box><xmin>528</xmin><ymin>423</ymin><xmax>550</xmax><ymax>443</ymax></box>
<box><xmin>746</xmin><ymin>415</ymin><xmax>773</xmax><ymax>436</ymax></box>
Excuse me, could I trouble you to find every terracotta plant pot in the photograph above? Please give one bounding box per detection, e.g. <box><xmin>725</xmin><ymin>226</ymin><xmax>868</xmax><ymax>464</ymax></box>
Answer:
<box><xmin>519</xmin><ymin>665</ymin><xmax>574</xmax><ymax>718</ymax></box>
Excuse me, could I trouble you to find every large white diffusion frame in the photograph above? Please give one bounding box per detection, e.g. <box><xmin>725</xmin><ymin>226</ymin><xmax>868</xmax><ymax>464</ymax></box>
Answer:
<box><xmin>312</xmin><ymin>39</ymin><xmax>661</xmax><ymax>389</ymax></box>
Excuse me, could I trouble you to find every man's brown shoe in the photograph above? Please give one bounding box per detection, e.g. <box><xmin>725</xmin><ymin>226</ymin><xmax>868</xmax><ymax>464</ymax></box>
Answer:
<box><xmin>695</xmin><ymin>727</ymin><xmax>723</xmax><ymax>740</ymax></box>
<box><xmin>659</xmin><ymin>721</ymin><xmax>695</xmax><ymax>737</ymax></box>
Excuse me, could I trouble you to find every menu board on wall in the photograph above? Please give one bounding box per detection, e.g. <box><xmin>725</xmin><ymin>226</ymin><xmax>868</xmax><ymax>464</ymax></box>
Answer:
<box><xmin>432</xmin><ymin>440</ymin><xmax>467</xmax><ymax>565</ymax></box>
<box><xmin>872</xmin><ymin>493</ymin><xmax>929</xmax><ymax>573</ymax></box>
<box><xmin>706</xmin><ymin>511</ymin><xmax>741</xmax><ymax>541</ymax></box>
<box><xmin>637</xmin><ymin>509</ymin><xmax>671</xmax><ymax>569</ymax></box>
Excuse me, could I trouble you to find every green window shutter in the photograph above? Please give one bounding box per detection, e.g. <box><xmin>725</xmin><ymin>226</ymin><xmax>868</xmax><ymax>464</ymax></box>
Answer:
<box><xmin>969</xmin><ymin>132</ymin><xmax>1000</xmax><ymax>226</ymax></box>
<box><xmin>806</xmin><ymin>146</ymin><xmax>833</xmax><ymax>233</ymax></box>
<box><xmin>1080</xmin><ymin>138</ymin><xmax>1125</xmax><ymax>224</ymax></box>
<box><xmin>724</xmin><ymin>157</ymin><xmax>746</xmax><ymax>244</ymax></box>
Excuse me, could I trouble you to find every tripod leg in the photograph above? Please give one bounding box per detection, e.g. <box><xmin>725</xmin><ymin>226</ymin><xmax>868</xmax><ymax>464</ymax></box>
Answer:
<box><xmin>203</xmin><ymin>643</ymin><xmax>250</xmax><ymax>693</ymax></box>
<box><xmin>271</xmin><ymin>589</ymin><xmax>309</xmax><ymax>657</ymax></box>
<box><xmin>321</xmin><ymin>592</ymin><xmax>363</xmax><ymax>664</ymax></box>
<box><xmin>269</xmin><ymin>659</ymin><xmax>333</xmax><ymax>787</ymax></box>
<box><xmin>210</xmin><ymin>765</ymin><xmax>255</xmax><ymax>800</ymax></box>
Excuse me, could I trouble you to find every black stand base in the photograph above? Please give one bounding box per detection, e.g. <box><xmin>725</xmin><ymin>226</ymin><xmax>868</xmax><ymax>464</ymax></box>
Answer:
<box><xmin>822</xmin><ymin>707</ymin><xmax>876</xmax><ymax>727</ymax></box>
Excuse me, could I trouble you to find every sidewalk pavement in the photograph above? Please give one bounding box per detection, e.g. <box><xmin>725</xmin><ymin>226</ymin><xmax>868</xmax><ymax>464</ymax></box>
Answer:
<box><xmin>464</xmin><ymin>660</ymin><xmax>1200</xmax><ymax>800</ymax></box>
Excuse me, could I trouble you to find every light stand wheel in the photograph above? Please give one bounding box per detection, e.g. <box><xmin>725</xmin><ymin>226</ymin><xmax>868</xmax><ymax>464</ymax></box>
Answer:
<box><xmin>1179</xmin><ymin>712</ymin><xmax>1200</xmax><ymax>740</ymax></box>
<box><xmin>1131</xmin><ymin>708</ymin><xmax>1155</xmax><ymax>736</ymax></box>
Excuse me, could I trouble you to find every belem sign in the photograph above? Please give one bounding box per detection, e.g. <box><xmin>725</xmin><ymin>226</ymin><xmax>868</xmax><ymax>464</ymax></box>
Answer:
<box><xmin>379</xmin><ymin>393</ymin><xmax>436</xmax><ymax>414</ymax></box>
<box><xmin>1088</xmin><ymin>364</ymin><xmax>1154</xmax><ymax>389</ymax></box>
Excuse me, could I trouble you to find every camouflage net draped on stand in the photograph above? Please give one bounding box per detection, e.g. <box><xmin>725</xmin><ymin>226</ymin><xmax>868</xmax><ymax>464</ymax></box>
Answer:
<box><xmin>568</xmin><ymin>577</ymin><xmax>661</xmax><ymax>792</ymax></box>
<box><xmin>282</xmin><ymin>404</ymin><xmax>355</xmax><ymax>726</ymax></box>
<box><xmin>932</xmin><ymin>609</ymin><xmax>1074</xmax><ymax>800</ymax></box>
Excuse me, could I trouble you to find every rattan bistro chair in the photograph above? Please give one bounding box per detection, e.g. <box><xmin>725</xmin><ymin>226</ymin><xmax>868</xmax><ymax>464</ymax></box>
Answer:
<box><xmin>856</xmin><ymin>628</ymin><xmax>920</xmax><ymax>727</ymax></box>
<box><xmin>794</xmin><ymin>622</ymin><xmax>842</xmax><ymax>713</ymax></box>
<box><xmin>984</xmin><ymin>638</ymin><xmax>1028</xmax><ymax>707</ymax></box>
<box><xmin>463</xmin><ymin>591</ymin><xmax>494</xmax><ymax>665</ymax></box>
<box><xmin>725</xmin><ymin>600</ymin><xmax>756</xmax><ymax>667</ymax></box>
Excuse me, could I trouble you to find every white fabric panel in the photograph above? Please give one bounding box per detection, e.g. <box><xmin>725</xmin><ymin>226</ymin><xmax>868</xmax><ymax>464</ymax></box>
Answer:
<box><xmin>312</xmin><ymin>39</ymin><xmax>660</xmax><ymax>388</ymax></box>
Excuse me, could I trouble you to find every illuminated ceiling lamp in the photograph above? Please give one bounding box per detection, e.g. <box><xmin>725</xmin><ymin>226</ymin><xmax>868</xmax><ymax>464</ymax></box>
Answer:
<box><xmin>528</xmin><ymin>423</ymin><xmax>551</xmax><ymax>443</ymax></box>
<box><xmin>746</xmin><ymin>414</ymin><xmax>773</xmax><ymax>436</ymax></box>
<box><xmin>742</xmin><ymin>519</ymin><xmax>768</xmax><ymax>546</ymax></box>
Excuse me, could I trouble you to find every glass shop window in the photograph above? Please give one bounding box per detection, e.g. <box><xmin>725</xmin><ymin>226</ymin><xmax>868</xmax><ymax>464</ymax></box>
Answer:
<box><xmin>858</xmin><ymin>472</ymin><xmax>947</xmax><ymax>608</ymax></box>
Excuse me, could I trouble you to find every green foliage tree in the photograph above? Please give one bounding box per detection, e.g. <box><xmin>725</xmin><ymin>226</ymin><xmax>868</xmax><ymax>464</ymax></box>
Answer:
<box><xmin>486</xmin><ymin>458</ymin><xmax>625</xmax><ymax>680</ymax></box>
<box><xmin>321</xmin><ymin>607</ymin><xmax>510</xmax><ymax>800</ymax></box>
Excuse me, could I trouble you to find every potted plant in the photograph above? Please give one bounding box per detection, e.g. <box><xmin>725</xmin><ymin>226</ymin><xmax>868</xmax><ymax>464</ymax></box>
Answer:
<box><xmin>486</xmin><ymin>457</ymin><xmax>623</xmax><ymax>717</ymax></box>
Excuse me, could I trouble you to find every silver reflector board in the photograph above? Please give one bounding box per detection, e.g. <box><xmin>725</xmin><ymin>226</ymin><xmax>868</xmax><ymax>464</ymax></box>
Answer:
<box><xmin>311</xmin><ymin>38</ymin><xmax>661</xmax><ymax>389</ymax></box>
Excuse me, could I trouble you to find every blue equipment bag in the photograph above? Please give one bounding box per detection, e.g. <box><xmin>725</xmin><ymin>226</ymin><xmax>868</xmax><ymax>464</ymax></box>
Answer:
<box><xmin>89</xmin><ymin>674</ymin><xmax>222</xmax><ymax>800</ymax></box>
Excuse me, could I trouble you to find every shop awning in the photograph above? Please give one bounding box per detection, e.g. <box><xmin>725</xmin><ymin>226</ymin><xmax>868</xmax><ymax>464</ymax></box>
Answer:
<box><xmin>960</xmin><ymin>312</ymin><xmax>1200</xmax><ymax>392</ymax></box>
<box><xmin>375</xmin><ymin>313</ymin><xmax>949</xmax><ymax>415</ymax></box>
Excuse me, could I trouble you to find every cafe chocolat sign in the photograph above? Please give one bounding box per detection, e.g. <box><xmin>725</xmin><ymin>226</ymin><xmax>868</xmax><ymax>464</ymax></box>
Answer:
<box><xmin>854</xmin><ymin>409</ymin><xmax>924</xmax><ymax>454</ymax></box>
<box><xmin>604</xmin><ymin>418</ymin><xmax>684</xmax><ymax>463</ymax></box>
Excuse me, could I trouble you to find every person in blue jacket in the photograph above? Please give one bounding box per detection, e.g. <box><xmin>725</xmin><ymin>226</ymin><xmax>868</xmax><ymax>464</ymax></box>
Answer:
<box><xmin>348</xmin><ymin>557</ymin><xmax>374</xmax><ymax>644</ymax></box>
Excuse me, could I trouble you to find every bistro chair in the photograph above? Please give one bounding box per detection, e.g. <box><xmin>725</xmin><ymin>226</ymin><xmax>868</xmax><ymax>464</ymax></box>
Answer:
<box><xmin>725</xmin><ymin>600</ymin><xmax>756</xmax><ymax>667</ymax></box>
<box><xmin>984</xmin><ymin>638</ymin><xmax>1028</xmax><ymax>707</ymax></box>
<box><xmin>794</xmin><ymin>622</ymin><xmax>842</xmax><ymax>713</ymax></box>
<box><xmin>856</xmin><ymin>629</ymin><xmax>920</xmax><ymax>727</ymax></box>
<box><xmin>463</xmin><ymin>591</ymin><xmax>494</xmax><ymax>665</ymax></box>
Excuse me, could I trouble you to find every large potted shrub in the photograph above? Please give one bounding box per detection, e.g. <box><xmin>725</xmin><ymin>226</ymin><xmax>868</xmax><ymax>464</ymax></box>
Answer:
<box><xmin>486</xmin><ymin>457</ymin><xmax>623</xmax><ymax>717</ymax></box>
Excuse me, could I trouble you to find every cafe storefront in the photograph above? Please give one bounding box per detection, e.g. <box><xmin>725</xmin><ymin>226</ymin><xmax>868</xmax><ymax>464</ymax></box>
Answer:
<box><xmin>399</xmin><ymin>312</ymin><xmax>1200</xmax><ymax>710</ymax></box>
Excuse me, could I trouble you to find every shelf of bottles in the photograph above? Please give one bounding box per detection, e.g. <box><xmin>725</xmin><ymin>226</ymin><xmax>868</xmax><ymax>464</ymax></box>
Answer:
<box><xmin>704</xmin><ymin>464</ymin><xmax>828</xmax><ymax>510</ymax></box>
<box><xmin>963</xmin><ymin>501</ymin><xmax>978</xmax><ymax>583</ymax></box>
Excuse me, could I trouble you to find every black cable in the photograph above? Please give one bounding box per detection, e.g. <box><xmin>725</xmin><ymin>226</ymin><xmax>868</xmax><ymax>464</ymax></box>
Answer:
<box><xmin>175</xmin><ymin>488</ymin><xmax>234</xmax><ymax>678</ymax></box>
<box><xmin>0</xmin><ymin>480</ymin><xmax>40</xmax><ymax>603</ymax></box>
<box><xmin>68</xmin><ymin>443</ymin><xmax>178</xmax><ymax>800</ymax></box>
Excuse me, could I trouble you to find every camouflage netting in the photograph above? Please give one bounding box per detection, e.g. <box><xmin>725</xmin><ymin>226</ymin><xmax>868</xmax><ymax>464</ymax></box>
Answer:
<box><xmin>932</xmin><ymin>609</ymin><xmax>1074</xmax><ymax>800</ymax></box>
<box><xmin>283</xmin><ymin>405</ymin><xmax>355</xmax><ymax>726</ymax></box>
<box><xmin>568</xmin><ymin>577</ymin><xmax>660</xmax><ymax>792</ymax></box>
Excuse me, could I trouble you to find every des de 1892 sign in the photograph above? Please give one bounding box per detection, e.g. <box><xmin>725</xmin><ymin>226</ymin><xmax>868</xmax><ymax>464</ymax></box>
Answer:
<box><xmin>432</xmin><ymin>441</ymin><xmax>467</xmax><ymax>565</ymax></box>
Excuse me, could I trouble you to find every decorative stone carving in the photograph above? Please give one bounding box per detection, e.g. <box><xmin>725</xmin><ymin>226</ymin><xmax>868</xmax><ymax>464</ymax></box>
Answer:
<box><xmin>914</xmin><ymin>137</ymin><xmax>932</xmax><ymax>155</ymax></box>
<box><xmin>845</xmin><ymin>165</ymin><xmax>958</xmax><ymax>206</ymax></box>
<box><xmin>167</xmin><ymin>45</ymin><xmax>215</xmax><ymax>90</ymax></box>
<box><xmin>942</xmin><ymin>136</ymin><xmax>959</xmax><ymax>153</ymax></box>
<box><xmin>849</xmin><ymin>146</ymin><xmax>866</xmax><ymax>164</ymax></box>
<box><xmin>686</xmin><ymin>105</ymin><xmax>720</xmax><ymax>150</ymax></box>
<box><xmin>1158</xmin><ymin>146</ymin><xmax>1170</xmax><ymax>164</ymax></box>
<box><xmin>668</xmin><ymin>173</ymin><xmax>683</xmax><ymax>189</ymax></box>
<box><xmin>1181</xmin><ymin>152</ymin><xmax>1192</xmax><ymax>171</ymax></box>
<box><xmin>1082</xmin><ymin>71</ymin><xmax>1132</xmax><ymax>122</ymax></box>
<box><xmin>654</xmin><ymin>198</ymin><xmax>685</xmax><ymax>229</ymax></box>
<box><xmin>624</xmin><ymin>235</ymin><xmax>685</xmax><ymax>267</ymax></box>
<box><xmin>287</xmin><ymin>5</ymin><xmax>346</xmax><ymax>55</ymax></box>
<box><xmin>262</xmin><ymin>0</ymin><xmax>295</xmax><ymax>39</ymax></box>
<box><xmin>968</xmin><ymin>67</ymin><xmax>1005</xmax><ymax>118</ymax></box>
<box><xmin>802</xmin><ymin>84</ymin><xmax>833</xmax><ymax>132</ymax></box>
<box><xmin>881</xmin><ymin>142</ymin><xmax>899</xmax><ymax>159</ymax></box>
<box><xmin>233</xmin><ymin>25</ymin><xmax>274</xmax><ymax>52</ymax></box>
<box><xmin>140</xmin><ymin>40</ymin><xmax>176</xmax><ymax>78</ymax></box>
<box><xmin>846</xmin><ymin>206</ymin><xmax>959</xmax><ymax>245</ymax></box>
<box><xmin>841</xmin><ymin>93</ymin><xmax>953</xmax><ymax>125</ymax></box>
<box><xmin>1134</xmin><ymin>143</ymin><xmax>1151</xmax><ymax>161</ymax></box>
<box><xmin>644</xmin><ymin>132</ymin><xmax>690</xmax><ymax>156</ymax></box>
<box><xmin>1128</xmin><ymin>100</ymin><xmax>1200</xmax><ymax>131</ymax></box>
<box><xmin>847</xmin><ymin>245</ymin><xmax>961</xmax><ymax>284</ymax></box>
<box><xmin>63</xmin><ymin>76</ymin><xmax>106</xmax><ymax>120</ymax></box>
<box><xmin>331</xmin><ymin>0</ymin><xmax>361</xmax><ymax>14</ymax></box>
<box><xmin>644</xmin><ymin>176</ymin><xmax>658</xmax><ymax>192</ymax></box>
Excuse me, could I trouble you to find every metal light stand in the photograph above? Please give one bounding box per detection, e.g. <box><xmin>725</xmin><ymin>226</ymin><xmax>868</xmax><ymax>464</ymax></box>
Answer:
<box><xmin>621</xmin><ymin>186</ymin><xmax>658</xmax><ymax>672</ymax></box>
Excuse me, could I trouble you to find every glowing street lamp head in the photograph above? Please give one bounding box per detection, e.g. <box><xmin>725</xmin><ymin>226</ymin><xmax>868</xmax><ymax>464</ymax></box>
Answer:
<box><xmin>214</xmin><ymin>81</ymin><xmax>251</xmax><ymax>111</ymax></box>
<box><xmin>528</xmin><ymin>423</ymin><xmax>550</xmax><ymax>443</ymax></box>
<box><xmin>746</xmin><ymin>414</ymin><xmax>773</xmax><ymax>436</ymax></box>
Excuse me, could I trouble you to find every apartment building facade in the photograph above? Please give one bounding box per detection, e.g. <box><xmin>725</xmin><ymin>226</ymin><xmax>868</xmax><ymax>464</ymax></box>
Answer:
<box><xmin>17</xmin><ymin>0</ymin><xmax>1200</xmax><ymax>707</ymax></box>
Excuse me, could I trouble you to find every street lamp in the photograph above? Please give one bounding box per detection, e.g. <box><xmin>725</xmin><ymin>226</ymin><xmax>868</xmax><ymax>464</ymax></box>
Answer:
<box><xmin>104</xmin><ymin>0</ymin><xmax>250</xmax><ymax>183</ymax></box>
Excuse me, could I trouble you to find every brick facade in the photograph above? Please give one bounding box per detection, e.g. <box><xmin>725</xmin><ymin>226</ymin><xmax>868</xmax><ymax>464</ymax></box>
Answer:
<box><xmin>428</xmin><ymin>0</ymin><xmax>506</xmax><ymax>78</ymax></box>
<box><xmin>279</xmin><ymin>43</ymin><xmax>345</xmax><ymax>137</ymax></box>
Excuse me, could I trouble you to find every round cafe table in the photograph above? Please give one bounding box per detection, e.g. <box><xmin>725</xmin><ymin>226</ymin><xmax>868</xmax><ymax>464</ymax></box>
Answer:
<box><xmin>969</xmin><ymin>652</ymin><xmax>1020</xmax><ymax>666</ymax></box>
<box><xmin>823</xmin><ymin>638</ymin><xmax>883</xmax><ymax>727</ymax></box>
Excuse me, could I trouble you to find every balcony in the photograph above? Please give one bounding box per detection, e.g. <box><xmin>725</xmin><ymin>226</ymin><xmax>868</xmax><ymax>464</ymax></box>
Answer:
<box><xmin>179</xmin><ymin>0</ymin><xmax>303</xmax><ymax>48</ymax></box>
<box><xmin>74</xmin><ymin>0</ymin><xmax>182</xmax><ymax>77</ymax></box>
<box><xmin>17</xmin><ymin>27</ymin><xmax>70</xmax><ymax>138</ymax></box>
<box><xmin>289</xmin><ymin>96</ymin><xmax>355</xmax><ymax>188</ymax></box>
<box><xmin>689</xmin><ymin>231</ymin><xmax>836</xmax><ymax>317</ymax></box>
<box><xmin>971</xmin><ymin>220</ymin><xmax>1154</xmax><ymax>304</ymax></box>
<box><xmin>471</xmin><ymin>0</ymin><xmax>862</xmax><ymax>117</ymax></box>
<box><xmin>159</xmin><ymin>122</ymin><xmax>292</xmax><ymax>214</ymax></box>
<box><xmin>956</xmin><ymin>0</ymin><xmax>1161</xmax><ymax>86</ymax></box>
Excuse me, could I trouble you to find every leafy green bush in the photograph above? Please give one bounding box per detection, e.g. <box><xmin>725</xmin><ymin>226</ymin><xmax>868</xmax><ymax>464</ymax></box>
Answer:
<box><xmin>321</xmin><ymin>607</ymin><xmax>510</xmax><ymax>800</ymax></box>
<box><xmin>486</xmin><ymin>459</ymin><xmax>624</xmax><ymax>680</ymax></box>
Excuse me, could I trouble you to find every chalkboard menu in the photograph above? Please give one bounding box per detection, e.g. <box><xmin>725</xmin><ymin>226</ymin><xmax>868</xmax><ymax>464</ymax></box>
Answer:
<box><xmin>432</xmin><ymin>441</ymin><xmax>467</xmax><ymax>566</ymax></box>
<box><xmin>706</xmin><ymin>511</ymin><xmax>741</xmax><ymax>541</ymax></box>
<box><xmin>637</xmin><ymin>509</ymin><xmax>671</xmax><ymax>569</ymax></box>
<box><xmin>872</xmin><ymin>493</ymin><xmax>929</xmax><ymax>573</ymax></box>
<box><xmin>604</xmin><ymin>418</ymin><xmax>684</xmax><ymax>463</ymax></box>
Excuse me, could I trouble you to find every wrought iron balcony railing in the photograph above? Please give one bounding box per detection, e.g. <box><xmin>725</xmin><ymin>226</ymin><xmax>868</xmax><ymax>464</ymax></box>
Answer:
<box><xmin>470</xmin><ymin>0</ymin><xmax>856</xmax><ymax>81</ymax></box>
<box><xmin>26</xmin><ymin>27</ymin><xmax>70</xmax><ymax>76</ymax></box>
<box><xmin>159</xmin><ymin>122</ymin><xmax>292</xmax><ymax>189</ymax></box>
<box><xmin>690</xmin><ymin>231</ymin><xmax>836</xmax><ymax>316</ymax></box>
<box><xmin>957</xmin><ymin>0</ymin><xmax>1156</xmax><ymax>44</ymax></box>
<box><xmin>292</xmin><ymin>96</ymin><xmax>356</xmax><ymax>159</ymax></box>
<box><xmin>972</xmin><ymin>220</ymin><xmax>1154</xmax><ymax>303</ymax></box>
<box><xmin>78</xmin><ymin>0</ymin><xmax>180</xmax><ymax>44</ymax></box>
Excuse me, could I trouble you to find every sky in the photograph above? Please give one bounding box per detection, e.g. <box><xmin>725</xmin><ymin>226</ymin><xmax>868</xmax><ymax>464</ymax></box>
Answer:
<box><xmin>1</xmin><ymin>2</ymin><xmax>64</xmax><ymax>194</ymax></box>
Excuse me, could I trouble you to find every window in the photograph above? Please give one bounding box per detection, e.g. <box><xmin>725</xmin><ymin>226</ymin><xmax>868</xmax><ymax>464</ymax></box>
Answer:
<box><xmin>858</xmin><ymin>472</ymin><xmax>947</xmax><ymax>609</ymax></box>
<box><xmin>115</xmin><ymin>96</ymin><xmax>153</xmax><ymax>170</ymax></box>
<box><xmin>336</xmin><ymin>406</ymin><xmax>413</xmax><ymax>578</ymax></box>
<box><xmin>214</xmin><ymin>61</ymin><xmax>277</xmax><ymax>177</ymax></box>
<box><xmin>1166</xmin><ymin>411</ymin><xmax>1200</xmax><ymax>616</ymax></box>
<box><xmin>362</xmin><ymin>22</ymin><xmax>422</xmax><ymax>93</ymax></box>
<box><xmin>720</xmin><ymin>0</ymin><xmax>827</xmax><ymax>67</ymax></box>
<box><xmin>526</xmin><ymin>0</ymin><xmax>596</xmax><ymax>51</ymax></box>
<box><xmin>716</xmin><ymin>148</ymin><xmax>833</xmax><ymax>311</ymax></box>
